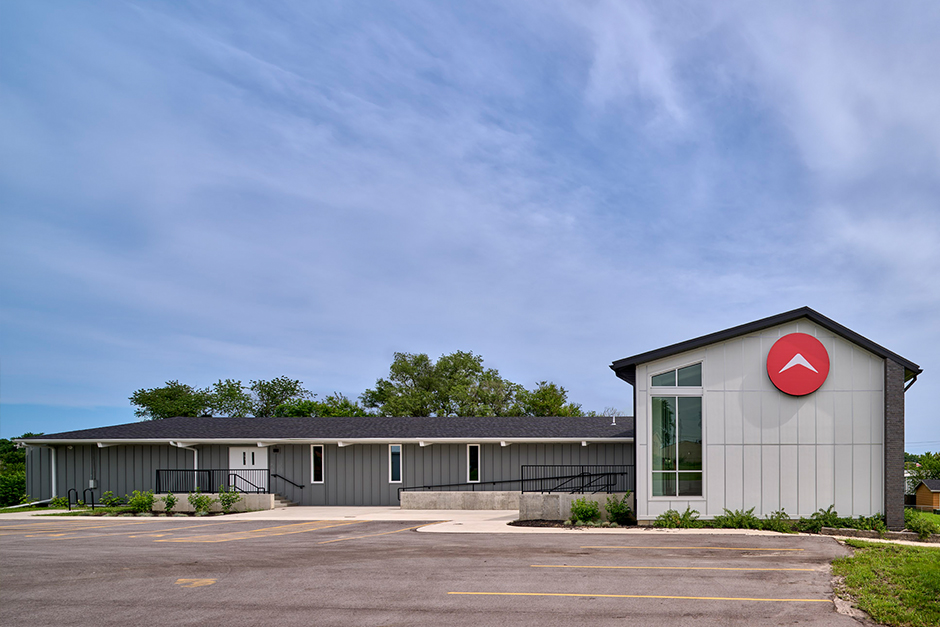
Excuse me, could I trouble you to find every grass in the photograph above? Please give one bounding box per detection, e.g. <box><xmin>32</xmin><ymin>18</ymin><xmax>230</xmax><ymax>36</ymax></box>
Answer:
<box><xmin>921</xmin><ymin>511</ymin><xmax>940</xmax><ymax>526</ymax></box>
<box><xmin>832</xmin><ymin>539</ymin><xmax>940</xmax><ymax>627</ymax></box>
<box><xmin>0</xmin><ymin>505</ymin><xmax>54</xmax><ymax>514</ymax></box>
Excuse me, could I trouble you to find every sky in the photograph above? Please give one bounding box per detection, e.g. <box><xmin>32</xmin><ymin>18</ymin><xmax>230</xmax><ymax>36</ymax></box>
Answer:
<box><xmin>1</xmin><ymin>1</ymin><xmax>938</xmax><ymax>453</ymax></box>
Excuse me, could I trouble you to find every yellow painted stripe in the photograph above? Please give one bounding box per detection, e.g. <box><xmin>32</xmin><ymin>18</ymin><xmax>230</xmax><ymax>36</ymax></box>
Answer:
<box><xmin>532</xmin><ymin>564</ymin><xmax>815</xmax><ymax>572</ymax></box>
<box><xmin>8</xmin><ymin>520</ymin><xmax>244</xmax><ymax>540</ymax></box>
<box><xmin>157</xmin><ymin>520</ymin><xmax>365</xmax><ymax>543</ymax></box>
<box><xmin>448</xmin><ymin>591</ymin><xmax>830</xmax><ymax>603</ymax></box>
<box><xmin>581</xmin><ymin>546</ymin><xmax>805</xmax><ymax>551</ymax></box>
<box><xmin>317</xmin><ymin>522</ymin><xmax>438</xmax><ymax>544</ymax></box>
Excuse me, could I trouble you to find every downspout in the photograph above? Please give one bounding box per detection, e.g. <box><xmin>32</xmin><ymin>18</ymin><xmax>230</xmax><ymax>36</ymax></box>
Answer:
<box><xmin>170</xmin><ymin>442</ymin><xmax>199</xmax><ymax>490</ymax></box>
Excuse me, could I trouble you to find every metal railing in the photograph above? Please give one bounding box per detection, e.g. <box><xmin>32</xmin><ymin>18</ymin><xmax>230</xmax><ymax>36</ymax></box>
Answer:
<box><xmin>520</xmin><ymin>465</ymin><xmax>634</xmax><ymax>494</ymax></box>
<box><xmin>397</xmin><ymin>465</ymin><xmax>634</xmax><ymax>500</ymax></box>
<box><xmin>271</xmin><ymin>473</ymin><xmax>305</xmax><ymax>490</ymax></box>
<box><xmin>155</xmin><ymin>469</ymin><xmax>270</xmax><ymax>494</ymax></box>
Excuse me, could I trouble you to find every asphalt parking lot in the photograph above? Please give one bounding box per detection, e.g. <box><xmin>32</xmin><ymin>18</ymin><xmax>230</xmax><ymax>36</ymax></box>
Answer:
<box><xmin>0</xmin><ymin>518</ymin><xmax>860</xmax><ymax>626</ymax></box>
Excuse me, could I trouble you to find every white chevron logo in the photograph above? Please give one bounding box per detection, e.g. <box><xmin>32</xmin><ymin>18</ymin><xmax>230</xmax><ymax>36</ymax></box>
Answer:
<box><xmin>779</xmin><ymin>353</ymin><xmax>818</xmax><ymax>374</ymax></box>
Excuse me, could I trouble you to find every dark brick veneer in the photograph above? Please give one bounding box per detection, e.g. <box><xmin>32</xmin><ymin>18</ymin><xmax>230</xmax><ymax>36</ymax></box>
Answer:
<box><xmin>884</xmin><ymin>359</ymin><xmax>906</xmax><ymax>530</ymax></box>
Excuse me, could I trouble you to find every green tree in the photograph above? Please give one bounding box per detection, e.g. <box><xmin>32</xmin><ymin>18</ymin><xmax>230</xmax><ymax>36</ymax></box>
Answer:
<box><xmin>907</xmin><ymin>451</ymin><xmax>940</xmax><ymax>486</ymax></box>
<box><xmin>208</xmin><ymin>379</ymin><xmax>253</xmax><ymax>417</ymax></box>
<box><xmin>129</xmin><ymin>381</ymin><xmax>211</xmax><ymax>420</ymax></box>
<box><xmin>249</xmin><ymin>376</ymin><xmax>312</xmax><ymax>417</ymax></box>
<box><xmin>515</xmin><ymin>381</ymin><xmax>583</xmax><ymax>417</ymax></box>
<box><xmin>361</xmin><ymin>351</ymin><xmax>584</xmax><ymax>417</ymax></box>
<box><xmin>0</xmin><ymin>433</ymin><xmax>42</xmax><ymax>507</ymax></box>
<box><xmin>274</xmin><ymin>393</ymin><xmax>371</xmax><ymax>418</ymax></box>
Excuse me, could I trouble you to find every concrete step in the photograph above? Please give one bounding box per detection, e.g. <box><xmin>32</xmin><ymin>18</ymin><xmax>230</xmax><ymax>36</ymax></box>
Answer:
<box><xmin>273</xmin><ymin>495</ymin><xmax>298</xmax><ymax>508</ymax></box>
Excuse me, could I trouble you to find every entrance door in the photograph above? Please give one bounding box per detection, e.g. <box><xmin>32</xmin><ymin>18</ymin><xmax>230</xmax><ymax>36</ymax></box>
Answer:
<box><xmin>228</xmin><ymin>447</ymin><xmax>268</xmax><ymax>492</ymax></box>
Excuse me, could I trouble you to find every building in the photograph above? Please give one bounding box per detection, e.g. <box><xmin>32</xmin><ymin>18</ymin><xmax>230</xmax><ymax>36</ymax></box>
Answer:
<box><xmin>18</xmin><ymin>416</ymin><xmax>634</xmax><ymax>507</ymax></box>
<box><xmin>611</xmin><ymin>306</ymin><xmax>920</xmax><ymax>530</ymax></box>
<box><xmin>914</xmin><ymin>480</ymin><xmax>940</xmax><ymax>513</ymax></box>
<box><xmin>18</xmin><ymin>307</ymin><xmax>919</xmax><ymax>528</ymax></box>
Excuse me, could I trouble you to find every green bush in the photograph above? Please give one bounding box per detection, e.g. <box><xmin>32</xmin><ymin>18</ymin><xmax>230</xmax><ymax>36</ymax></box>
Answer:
<box><xmin>100</xmin><ymin>491</ymin><xmax>125</xmax><ymax>507</ymax></box>
<box><xmin>49</xmin><ymin>496</ymin><xmax>70</xmax><ymax>509</ymax></box>
<box><xmin>570</xmin><ymin>497</ymin><xmax>600</xmax><ymax>523</ymax></box>
<box><xmin>127</xmin><ymin>490</ymin><xmax>155</xmax><ymax>513</ymax></box>
<box><xmin>654</xmin><ymin>507</ymin><xmax>701</xmax><ymax>528</ymax></box>
<box><xmin>712</xmin><ymin>507</ymin><xmax>761</xmax><ymax>529</ymax></box>
<box><xmin>163</xmin><ymin>492</ymin><xmax>178</xmax><ymax>515</ymax></box>
<box><xmin>796</xmin><ymin>505</ymin><xmax>840</xmax><ymax>533</ymax></box>
<box><xmin>188</xmin><ymin>489</ymin><xmax>215</xmax><ymax>515</ymax></box>
<box><xmin>217</xmin><ymin>485</ymin><xmax>242</xmax><ymax>514</ymax></box>
<box><xmin>0</xmin><ymin>470</ymin><xmax>26</xmax><ymax>507</ymax></box>
<box><xmin>761</xmin><ymin>509</ymin><xmax>795</xmax><ymax>533</ymax></box>
<box><xmin>605</xmin><ymin>492</ymin><xmax>634</xmax><ymax>526</ymax></box>
<box><xmin>905</xmin><ymin>508</ymin><xmax>940</xmax><ymax>540</ymax></box>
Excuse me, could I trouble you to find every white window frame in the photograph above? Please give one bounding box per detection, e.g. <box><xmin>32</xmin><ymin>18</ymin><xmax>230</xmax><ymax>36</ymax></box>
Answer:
<box><xmin>648</xmin><ymin>361</ymin><xmax>705</xmax><ymax>501</ymax></box>
<box><xmin>467</xmin><ymin>444</ymin><xmax>481</xmax><ymax>483</ymax></box>
<box><xmin>389</xmin><ymin>444</ymin><xmax>402</xmax><ymax>484</ymax></box>
<box><xmin>310</xmin><ymin>445</ymin><xmax>324</xmax><ymax>484</ymax></box>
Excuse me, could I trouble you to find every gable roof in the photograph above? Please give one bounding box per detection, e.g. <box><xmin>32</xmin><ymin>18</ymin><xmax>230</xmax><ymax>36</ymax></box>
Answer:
<box><xmin>15</xmin><ymin>415</ymin><xmax>634</xmax><ymax>445</ymax></box>
<box><xmin>610</xmin><ymin>306</ymin><xmax>921</xmax><ymax>385</ymax></box>
<box><xmin>917</xmin><ymin>479</ymin><xmax>940</xmax><ymax>492</ymax></box>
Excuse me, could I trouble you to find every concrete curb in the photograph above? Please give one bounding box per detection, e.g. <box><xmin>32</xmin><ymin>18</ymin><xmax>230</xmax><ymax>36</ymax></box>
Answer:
<box><xmin>820</xmin><ymin>526</ymin><xmax>940</xmax><ymax>544</ymax></box>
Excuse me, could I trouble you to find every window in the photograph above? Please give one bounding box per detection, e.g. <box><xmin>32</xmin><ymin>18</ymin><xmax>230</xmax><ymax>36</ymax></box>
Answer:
<box><xmin>311</xmin><ymin>445</ymin><xmax>324</xmax><ymax>484</ymax></box>
<box><xmin>389</xmin><ymin>444</ymin><xmax>402</xmax><ymax>483</ymax></box>
<box><xmin>651</xmin><ymin>363</ymin><xmax>702</xmax><ymax>387</ymax></box>
<box><xmin>652</xmin><ymin>396</ymin><xmax>702</xmax><ymax>496</ymax></box>
<box><xmin>467</xmin><ymin>444</ymin><xmax>480</xmax><ymax>483</ymax></box>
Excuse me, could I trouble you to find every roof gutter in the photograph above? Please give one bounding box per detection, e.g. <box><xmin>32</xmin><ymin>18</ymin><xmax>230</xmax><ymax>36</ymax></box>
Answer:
<box><xmin>17</xmin><ymin>436</ymin><xmax>634</xmax><ymax>446</ymax></box>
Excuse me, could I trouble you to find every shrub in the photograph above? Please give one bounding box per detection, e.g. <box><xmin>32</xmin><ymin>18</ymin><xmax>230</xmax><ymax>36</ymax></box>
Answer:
<box><xmin>605</xmin><ymin>492</ymin><xmax>634</xmax><ymax>526</ymax></box>
<box><xmin>217</xmin><ymin>485</ymin><xmax>242</xmax><ymax>514</ymax></box>
<box><xmin>0</xmin><ymin>470</ymin><xmax>26</xmax><ymax>507</ymax></box>
<box><xmin>761</xmin><ymin>509</ymin><xmax>795</xmax><ymax>533</ymax></box>
<box><xmin>796</xmin><ymin>505</ymin><xmax>840</xmax><ymax>533</ymax></box>
<box><xmin>654</xmin><ymin>507</ymin><xmax>701</xmax><ymax>528</ymax></box>
<box><xmin>100</xmin><ymin>491</ymin><xmax>125</xmax><ymax>507</ymax></box>
<box><xmin>570</xmin><ymin>497</ymin><xmax>600</xmax><ymax>524</ymax></box>
<box><xmin>162</xmin><ymin>492</ymin><xmax>178</xmax><ymax>515</ymax></box>
<box><xmin>905</xmin><ymin>508</ymin><xmax>940</xmax><ymax>540</ymax></box>
<box><xmin>712</xmin><ymin>507</ymin><xmax>761</xmax><ymax>529</ymax></box>
<box><xmin>188</xmin><ymin>489</ymin><xmax>215</xmax><ymax>515</ymax></box>
<box><xmin>127</xmin><ymin>490</ymin><xmax>155</xmax><ymax>513</ymax></box>
<box><xmin>49</xmin><ymin>496</ymin><xmax>69</xmax><ymax>509</ymax></box>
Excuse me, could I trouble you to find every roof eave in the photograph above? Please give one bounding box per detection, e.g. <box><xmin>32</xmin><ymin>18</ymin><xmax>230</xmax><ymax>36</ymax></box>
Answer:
<box><xmin>15</xmin><ymin>436</ymin><xmax>634</xmax><ymax>446</ymax></box>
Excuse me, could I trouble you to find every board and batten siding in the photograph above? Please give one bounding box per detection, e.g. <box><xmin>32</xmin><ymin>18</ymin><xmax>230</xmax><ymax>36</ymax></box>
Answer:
<box><xmin>25</xmin><ymin>444</ymin><xmax>195</xmax><ymax>501</ymax></box>
<box><xmin>634</xmin><ymin>319</ymin><xmax>885</xmax><ymax>521</ymax></box>
<box><xmin>270</xmin><ymin>441</ymin><xmax>633</xmax><ymax>506</ymax></box>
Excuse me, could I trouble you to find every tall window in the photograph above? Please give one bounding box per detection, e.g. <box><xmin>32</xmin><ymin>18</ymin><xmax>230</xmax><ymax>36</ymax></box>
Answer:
<box><xmin>311</xmin><ymin>445</ymin><xmax>324</xmax><ymax>484</ymax></box>
<box><xmin>651</xmin><ymin>363</ymin><xmax>702</xmax><ymax>497</ymax></box>
<box><xmin>389</xmin><ymin>444</ymin><xmax>402</xmax><ymax>483</ymax></box>
<box><xmin>467</xmin><ymin>444</ymin><xmax>480</xmax><ymax>483</ymax></box>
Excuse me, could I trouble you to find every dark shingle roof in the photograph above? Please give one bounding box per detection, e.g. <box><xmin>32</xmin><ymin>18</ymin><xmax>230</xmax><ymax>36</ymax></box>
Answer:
<box><xmin>611</xmin><ymin>306</ymin><xmax>922</xmax><ymax>385</ymax></box>
<box><xmin>17</xmin><ymin>415</ymin><xmax>634</xmax><ymax>443</ymax></box>
<box><xmin>918</xmin><ymin>479</ymin><xmax>940</xmax><ymax>492</ymax></box>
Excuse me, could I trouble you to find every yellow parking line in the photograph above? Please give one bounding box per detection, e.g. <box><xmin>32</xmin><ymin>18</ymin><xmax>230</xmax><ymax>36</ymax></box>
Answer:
<box><xmin>317</xmin><ymin>522</ymin><xmax>437</xmax><ymax>544</ymax></box>
<box><xmin>448</xmin><ymin>591</ymin><xmax>830</xmax><ymax>603</ymax></box>
<box><xmin>581</xmin><ymin>546</ymin><xmax>805</xmax><ymax>551</ymax></box>
<box><xmin>532</xmin><ymin>564</ymin><xmax>815</xmax><ymax>572</ymax></box>
<box><xmin>157</xmin><ymin>520</ymin><xmax>366</xmax><ymax>543</ymax></box>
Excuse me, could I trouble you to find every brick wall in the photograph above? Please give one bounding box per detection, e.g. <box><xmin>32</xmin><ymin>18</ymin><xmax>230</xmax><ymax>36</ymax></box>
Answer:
<box><xmin>884</xmin><ymin>359</ymin><xmax>906</xmax><ymax>530</ymax></box>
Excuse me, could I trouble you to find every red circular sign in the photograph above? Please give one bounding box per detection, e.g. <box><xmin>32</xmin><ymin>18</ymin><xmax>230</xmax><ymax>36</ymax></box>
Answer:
<box><xmin>766</xmin><ymin>333</ymin><xmax>830</xmax><ymax>396</ymax></box>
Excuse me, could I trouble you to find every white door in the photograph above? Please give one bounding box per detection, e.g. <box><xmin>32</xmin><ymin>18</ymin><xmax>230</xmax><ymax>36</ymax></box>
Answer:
<box><xmin>228</xmin><ymin>447</ymin><xmax>268</xmax><ymax>492</ymax></box>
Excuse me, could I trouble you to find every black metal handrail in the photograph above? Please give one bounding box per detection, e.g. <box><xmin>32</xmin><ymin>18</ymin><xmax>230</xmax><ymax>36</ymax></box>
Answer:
<box><xmin>521</xmin><ymin>465</ymin><xmax>634</xmax><ymax>494</ymax></box>
<box><xmin>155</xmin><ymin>469</ymin><xmax>270</xmax><ymax>494</ymax></box>
<box><xmin>271</xmin><ymin>473</ymin><xmax>305</xmax><ymax>489</ymax></box>
<box><xmin>67</xmin><ymin>488</ymin><xmax>78</xmax><ymax>511</ymax></box>
<box><xmin>83</xmin><ymin>488</ymin><xmax>97</xmax><ymax>509</ymax></box>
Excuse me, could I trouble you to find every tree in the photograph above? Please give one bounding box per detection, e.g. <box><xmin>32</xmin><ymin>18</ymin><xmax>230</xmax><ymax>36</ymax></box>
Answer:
<box><xmin>906</xmin><ymin>451</ymin><xmax>940</xmax><ymax>488</ymax></box>
<box><xmin>0</xmin><ymin>433</ymin><xmax>42</xmax><ymax>507</ymax></box>
<box><xmin>514</xmin><ymin>381</ymin><xmax>583</xmax><ymax>417</ymax></box>
<box><xmin>129</xmin><ymin>381</ymin><xmax>211</xmax><ymax>420</ymax></box>
<box><xmin>208</xmin><ymin>379</ymin><xmax>253</xmax><ymax>417</ymax></box>
<box><xmin>249</xmin><ymin>376</ymin><xmax>312</xmax><ymax>417</ymax></box>
<box><xmin>361</xmin><ymin>351</ymin><xmax>585</xmax><ymax>417</ymax></box>
<box><xmin>274</xmin><ymin>394</ymin><xmax>371</xmax><ymax>418</ymax></box>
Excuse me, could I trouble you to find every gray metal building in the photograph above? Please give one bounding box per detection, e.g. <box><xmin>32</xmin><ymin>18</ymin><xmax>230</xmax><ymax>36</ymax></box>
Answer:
<box><xmin>19</xmin><ymin>416</ymin><xmax>635</xmax><ymax>506</ymax></box>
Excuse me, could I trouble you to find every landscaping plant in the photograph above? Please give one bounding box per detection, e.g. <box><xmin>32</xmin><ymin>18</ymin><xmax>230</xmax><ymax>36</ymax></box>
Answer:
<box><xmin>188</xmin><ymin>488</ymin><xmax>215</xmax><ymax>515</ymax></box>
<box><xmin>653</xmin><ymin>507</ymin><xmax>702</xmax><ymax>528</ymax></box>
<box><xmin>761</xmin><ymin>509</ymin><xmax>795</xmax><ymax>533</ymax></box>
<box><xmin>127</xmin><ymin>490</ymin><xmax>154</xmax><ymax>513</ymax></box>
<box><xmin>162</xmin><ymin>492</ymin><xmax>177</xmax><ymax>515</ymax></box>
<box><xmin>217</xmin><ymin>484</ymin><xmax>242</xmax><ymax>514</ymax></box>
<box><xmin>100</xmin><ymin>491</ymin><xmax>125</xmax><ymax>507</ymax></box>
<box><xmin>569</xmin><ymin>497</ymin><xmax>600</xmax><ymax>524</ymax></box>
<box><xmin>605</xmin><ymin>492</ymin><xmax>634</xmax><ymax>526</ymax></box>
<box><xmin>712</xmin><ymin>507</ymin><xmax>761</xmax><ymax>529</ymax></box>
<box><xmin>904</xmin><ymin>508</ymin><xmax>940</xmax><ymax>540</ymax></box>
